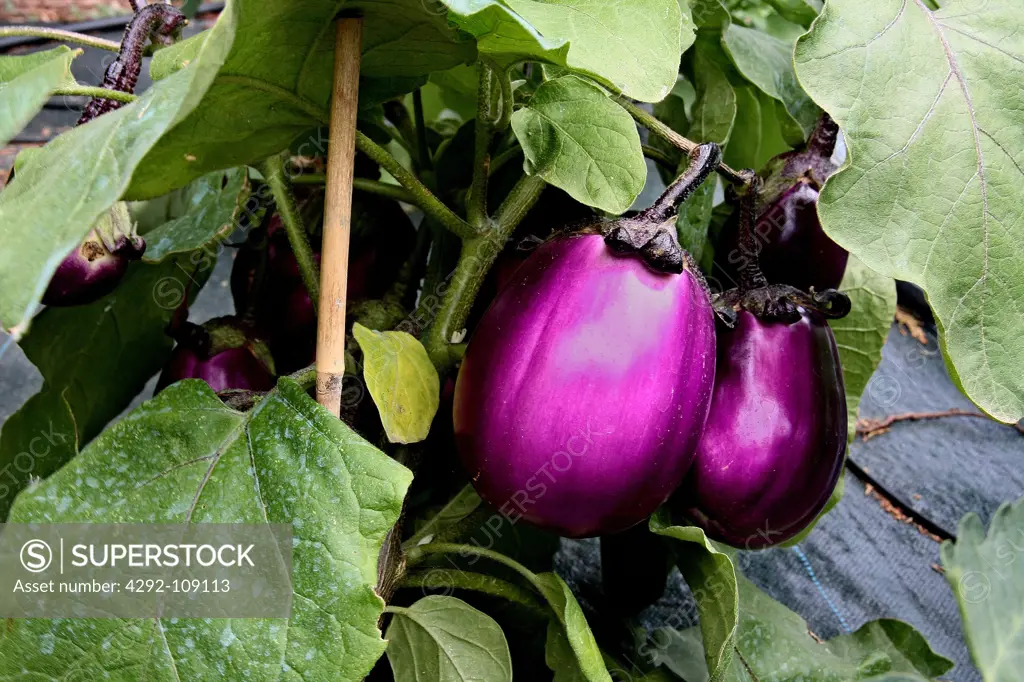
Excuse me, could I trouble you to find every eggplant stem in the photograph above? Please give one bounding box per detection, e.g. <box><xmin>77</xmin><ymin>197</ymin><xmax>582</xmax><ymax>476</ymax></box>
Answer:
<box><xmin>640</xmin><ymin>143</ymin><xmax>723</xmax><ymax>224</ymax></box>
<box><xmin>467</xmin><ymin>61</ymin><xmax>496</xmax><ymax>229</ymax></box>
<box><xmin>736</xmin><ymin>176</ymin><xmax>769</xmax><ymax>292</ymax></box>
<box><xmin>806</xmin><ymin>112</ymin><xmax>841</xmax><ymax>160</ymax></box>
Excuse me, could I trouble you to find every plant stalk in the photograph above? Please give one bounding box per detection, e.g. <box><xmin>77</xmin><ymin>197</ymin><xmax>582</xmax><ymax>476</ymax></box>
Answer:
<box><xmin>404</xmin><ymin>542</ymin><xmax>548</xmax><ymax>596</ymax></box>
<box><xmin>422</xmin><ymin>174</ymin><xmax>545</xmax><ymax>369</ymax></box>
<box><xmin>467</xmin><ymin>62</ymin><xmax>496</xmax><ymax>229</ymax></box>
<box><xmin>639</xmin><ymin>143</ymin><xmax>721</xmax><ymax>224</ymax></box>
<box><xmin>399</xmin><ymin>569</ymin><xmax>547</xmax><ymax>613</ymax></box>
<box><xmin>54</xmin><ymin>86</ymin><xmax>137</xmax><ymax>104</ymax></box>
<box><xmin>260</xmin><ymin>154</ymin><xmax>321</xmax><ymax>309</ymax></box>
<box><xmin>737</xmin><ymin>178</ymin><xmax>768</xmax><ymax>291</ymax></box>
<box><xmin>0</xmin><ymin>26</ymin><xmax>120</xmax><ymax>51</ymax></box>
<box><xmin>355</xmin><ymin>131</ymin><xmax>478</xmax><ymax>240</ymax></box>
<box><xmin>616</xmin><ymin>95</ymin><xmax>750</xmax><ymax>186</ymax></box>
<box><xmin>413</xmin><ymin>88</ymin><xmax>432</xmax><ymax>171</ymax></box>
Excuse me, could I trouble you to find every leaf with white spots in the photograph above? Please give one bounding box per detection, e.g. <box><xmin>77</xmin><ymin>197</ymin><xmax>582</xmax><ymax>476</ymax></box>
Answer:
<box><xmin>795</xmin><ymin>0</ymin><xmax>1024</xmax><ymax>422</ymax></box>
<box><xmin>0</xmin><ymin>378</ymin><xmax>412</xmax><ymax>681</ymax></box>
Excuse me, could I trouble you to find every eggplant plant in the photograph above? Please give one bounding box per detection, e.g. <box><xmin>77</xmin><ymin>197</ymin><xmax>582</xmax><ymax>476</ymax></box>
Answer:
<box><xmin>0</xmin><ymin>0</ymin><xmax>1021</xmax><ymax>681</ymax></box>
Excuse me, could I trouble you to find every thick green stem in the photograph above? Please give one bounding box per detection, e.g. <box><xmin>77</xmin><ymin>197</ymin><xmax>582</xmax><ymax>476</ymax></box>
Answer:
<box><xmin>55</xmin><ymin>86</ymin><xmax>137</xmax><ymax>104</ymax></box>
<box><xmin>355</xmin><ymin>131</ymin><xmax>478</xmax><ymax>240</ymax></box>
<box><xmin>0</xmin><ymin>26</ymin><xmax>120</xmax><ymax>51</ymax></box>
<box><xmin>290</xmin><ymin>174</ymin><xmax>419</xmax><ymax>205</ymax></box>
<box><xmin>400</xmin><ymin>569</ymin><xmax>546</xmax><ymax>614</ymax></box>
<box><xmin>466</xmin><ymin>62</ymin><xmax>495</xmax><ymax>229</ymax></box>
<box><xmin>616</xmin><ymin>95</ymin><xmax>749</xmax><ymax>186</ymax></box>
<box><xmin>422</xmin><ymin>174</ymin><xmax>545</xmax><ymax>369</ymax></box>
<box><xmin>405</xmin><ymin>542</ymin><xmax>547</xmax><ymax>597</ymax></box>
<box><xmin>259</xmin><ymin>154</ymin><xmax>320</xmax><ymax>310</ymax></box>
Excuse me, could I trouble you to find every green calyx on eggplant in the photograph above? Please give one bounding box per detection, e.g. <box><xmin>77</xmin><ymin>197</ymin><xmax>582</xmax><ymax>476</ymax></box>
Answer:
<box><xmin>42</xmin><ymin>202</ymin><xmax>145</xmax><ymax>307</ymax></box>
<box><xmin>157</xmin><ymin>315</ymin><xmax>276</xmax><ymax>395</ymax></box>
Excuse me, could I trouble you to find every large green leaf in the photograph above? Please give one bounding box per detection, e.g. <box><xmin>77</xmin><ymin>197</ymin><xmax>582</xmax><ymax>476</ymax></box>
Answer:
<box><xmin>130</xmin><ymin>0</ymin><xmax>472</xmax><ymax>200</ymax></box>
<box><xmin>353</xmin><ymin>323</ymin><xmax>440</xmax><ymax>444</ymax></box>
<box><xmin>440</xmin><ymin>0</ymin><xmax>688</xmax><ymax>102</ymax></box>
<box><xmin>941</xmin><ymin>498</ymin><xmax>1024</xmax><ymax>682</ymax></box>
<box><xmin>0</xmin><ymin>378</ymin><xmax>413</xmax><ymax>680</ymax></box>
<box><xmin>722</xmin><ymin>24</ymin><xmax>819</xmax><ymax>139</ymax></box>
<box><xmin>536</xmin><ymin>572</ymin><xmax>612</xmax><ymax>682</ymax></box>
<box><xmin>0</xmin><ymin>4</ymin><xmax>237</xmax><ymax>336</ymax></box>
<box><xmin>650</xmin><ymin>511</ymin><xmax>738</xmax><ymax>682</ymax></box>
<box><xmin>832</xmin><ymin>256</ymin><xmax>898</xmax><ymax>440</ymax></box>
<box><xmin>0</xmin><ymin>46</ymin><xmax>78</xmax><ymax>147</ymax></box>
<box><xmin>765</xmin><ymin>0</ymin><xmax>820</xmax><ymax>27</ymax></box>
<box><xmin>730</xmin><ymin>575</ymin><xmax>953</xmax><ymax>681</ymax></box>
<box><xmin>677</xmin><ymin>44</ymin><xmax>736</xmax><ymax>263</ymax></box>
<box><xmin>0</xmin><ymin>253</ymin><xmax>212</xmax><ymax>522</ymax></box>
<box><xmin>794</xmin><ymin>0</ymin><xmax>1024</xmax><ymax>423</ymax></box>
<box><xmin>512</xmin><ymin>75</ymin><xmax>645</xmax><ymax>214</ymax></box>
<box><xmin>723</xmin><ymin>86</ymin><xmax>793</xmax><ymax>172</ymax></box>
<box><xmin>385</xmin><ymin>595</ymin><xmax>513</xmax><ymax>682</ymax></box>
<box><xmin>142</xmin><ymin>168</ymin><xmax>250</xmax><ymax>262</ymax></box>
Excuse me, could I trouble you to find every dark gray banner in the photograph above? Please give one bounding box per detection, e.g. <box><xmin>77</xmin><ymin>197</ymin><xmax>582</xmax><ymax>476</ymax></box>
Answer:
<box><xmin>0</xmin><ymin>524</ymin><xmax>292</xmax><ymax>618</ymax></box>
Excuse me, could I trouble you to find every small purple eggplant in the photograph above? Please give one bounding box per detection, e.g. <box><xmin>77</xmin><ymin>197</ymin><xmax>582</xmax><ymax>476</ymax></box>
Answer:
<box><xmin>156</xmin><ymin>316</ymin><xmax>276</xmax><ymax>394</ymax></box>
<box><xmin>717</xmin><ymin>114</ymin><xmax>848</xmax><ymax>292</ymax></box>
<box><xmin>42</xmin><ymin>203</ymin><xmax>145</xmax><ymax>307</ymax></box>
<box><xmin>679</xmin><ymin>310</ymin><xmax>846</xmax><ymax>548</ymax></box>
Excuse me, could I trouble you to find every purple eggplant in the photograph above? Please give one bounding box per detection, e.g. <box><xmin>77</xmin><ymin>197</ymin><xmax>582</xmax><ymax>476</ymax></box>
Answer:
<box><xmin>43</xmin><ymin>203</ymin><xmax>145</xmax><ymax>307</ymax></box>
<box><xmin>717</xmin><ymin>114</ymin><xmax>848</xmax><ymax>292</ymax></box>
<box><xmin>453</xmin><ymin>234</ymin><xmax>717</xmax><ymax>537</ymax></box>
<box><xmin>679</xmin><ymin>310</ymin><xmax>846</xmax><ymax>548</ymax></box>
<box><xmin>157</xmin><ymin>316</ymin><xmax>276</xmax><ymax>394</ymax></box>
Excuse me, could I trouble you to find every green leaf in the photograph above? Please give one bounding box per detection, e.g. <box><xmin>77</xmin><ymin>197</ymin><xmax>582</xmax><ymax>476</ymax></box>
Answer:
<box><xmin>677</xmin><ymin>45</ymin><xmax>737</xmax><ymax>262</ymax></box>
<box><xmin>690</xmin><ymin>0</ymin><xmax>731</xmax><ymax>30</ymax></box>
<box><xmin>535</xmin><ymin>573</ymin><xmax>612</xmax><ymax>682</ymax></box>
<box><xmin>941</xmin><ymin>497</ymin><xmax>1024</xmax><ymax>682</ymax></box>
<box><xmin>0</xmin><ymin>250</ymin><xmax>213</xmax><ymax>521</ymax></box>
<box><xmin>353</xmin><ymin>322</ymin><xmax>440</xmax><ymax>444</ymax></box>
<box><xmin>650</xmin><ymin>511</ymin><xmax>738</xmax><ymax>682</ymax></box>
<box><xmin>0</xmin><ymin>378</ymin><xmax>413</xmax><ymax>680</ymax></box>
<box><xmin>724</xmin><ymin>86</ymin><xmax>793</xmax><ymax>172</ymax></box>
<box><xmin>385</xmin><ymin>595</ymin><xmax>513</xmax><ymax>682</ymax></box>
<box><xmin>407</xmin><ymin>484</ymin><xmax>483</xmax><ymax>547</ymax></box>
<box><xmin>440</xmin><ymin>0</ymin><xmax>687</xmax><ymax>102</ymax></box>
<box><xmin>794</xmin><ymin>0</ymin><xmax>1024</xmax><ymax>423</ymax></box>
<box><xmin>546</xmin><ymin>621</ymin><xmax>587</xmax><ymax>682</ymax></box>
<box><xmin>722</xmin><ymin>24</ymin><xmax>819</xmax><ymax>139</ymax></box>
<box><xmin>142</xmin><ymin>168</ymin><xmax>250</xmax><ymax>262</ymax></box>
<box><xmin>134</xmin><ymin>0</ymin><xmax>471</xmax><ymax>200</ymax></box>
<box><xmin>731</xmin><ymin>575</ymin><xmax>953</xmax><ymax>681</ymax></box>
<box><xmin>648</xmin><ymin>627</ymin><xmax>711</xmax><ymax>682</ymax></box>
<box><xmin>765</xmin><ymin>0</ymin><xmax>821</xmax><ymax>27</ymax></box>
<box><xmin>512</xmin><ymin>75</ymin><xmax>645</xmax><ymax>214</ymax></box>
<box><xmin>0</xmin><ymin>46</ymin><xmax>78</xmax><ymax>147</ymax></box>
<box><xmin>0</xmin><ymin>4</ymin><xmax>237</xmax><ymax>336</ymax></box>
<box><xmin>832</xmin><ymin>256</ymin><xmax>898</xmax><ymax>441</ymax></box>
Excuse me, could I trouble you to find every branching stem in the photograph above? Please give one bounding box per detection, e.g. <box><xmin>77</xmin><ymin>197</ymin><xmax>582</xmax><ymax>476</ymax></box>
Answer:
<box><xmin>355</xmin><ymin>131</ymin><xmax>478</xmax><ymax>240</ymax></box>
<box><xmin>259</xmin><ymin>154</ymin><xmax>320</xmax><ymax>310</ymax></box>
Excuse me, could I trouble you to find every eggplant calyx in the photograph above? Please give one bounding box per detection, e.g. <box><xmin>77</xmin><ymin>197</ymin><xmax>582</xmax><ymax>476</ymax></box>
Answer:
<box><xmin>715</xmin><ymin>284</ymin><xmax>851</xmax><ymax>326</ymax></box>
<box><xmin>602</xmin><ymin>143</ymin><xmax>723</xmax><ymax>274</ymax></box>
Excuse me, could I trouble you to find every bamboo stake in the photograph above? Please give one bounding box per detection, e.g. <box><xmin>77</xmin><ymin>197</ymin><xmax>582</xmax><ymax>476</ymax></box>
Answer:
<box><xmin>316</xmin><ymin>16</ymin><xmax>363</xmax><ymax>417</ymax></box>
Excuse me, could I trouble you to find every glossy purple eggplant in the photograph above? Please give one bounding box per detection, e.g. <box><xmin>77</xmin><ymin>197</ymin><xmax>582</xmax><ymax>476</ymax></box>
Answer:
<box><xmin>157</xmin><ymin>316</ymin><xmax>276</xmax><ymax>393</ymax></box>
<box><xmin>680</xmin><ymin>310</ymin><xmax>846</xmax><ymax>548</ymax></box>
<box><xmin>454</xmin><ymin>234</ymin><xmax>716</xmax><ymax>538</ymax></box>
<box><xmin>43</xmin><ymin>203</ymin><xmax>145</xmax><ymax>307</ymax></box>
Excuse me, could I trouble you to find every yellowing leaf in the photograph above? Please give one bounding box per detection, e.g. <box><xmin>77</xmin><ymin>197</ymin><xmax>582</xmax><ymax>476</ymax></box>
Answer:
<box><xmin>353</xmin><ymin>323</ymin><xmax>440</xmax><ymax>444</ymax></box>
